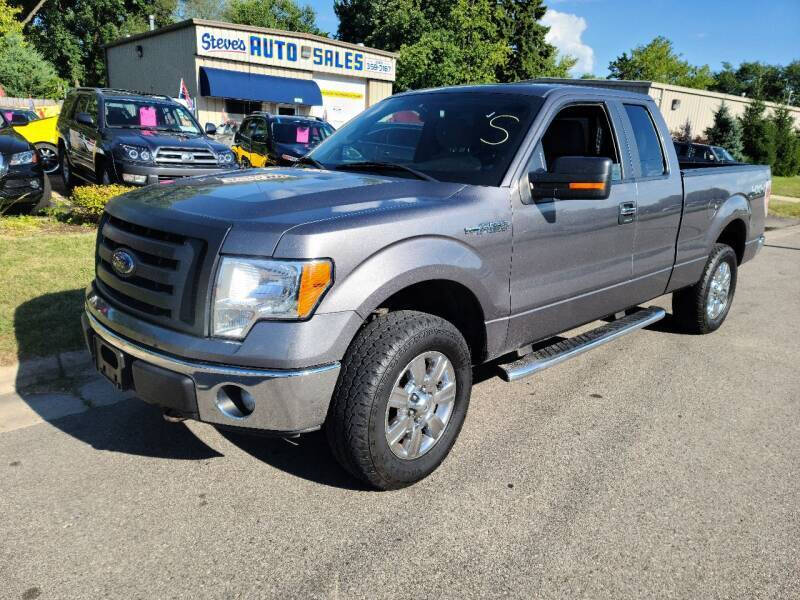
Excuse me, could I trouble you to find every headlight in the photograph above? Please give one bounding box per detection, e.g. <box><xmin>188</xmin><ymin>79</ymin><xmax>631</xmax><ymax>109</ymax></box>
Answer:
<box><xmin>117</xmin><ymin>144</ymin><xmax>152</xmax><ymax>163</ymax></box>
<box><xmin>212</xmin><ymin>257</ymin><xmax>333</xmax><ymax>339</ymax></box>
<box><xmin>10</xmin><ymin>150</ymin><xmax>37</xmax><ymax>166</ymax></box>
<box><xmin>217</xmin><ymin>151</ymin><xmax>234</xmax><ymax>165</ymax></box>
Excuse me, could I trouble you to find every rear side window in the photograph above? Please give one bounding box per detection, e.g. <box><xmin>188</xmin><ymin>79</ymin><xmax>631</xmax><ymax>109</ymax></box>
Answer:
<box><xmin>624</xmin><ymin>104</ymin><xmax>666</xmax><ymax>177</ymax></box>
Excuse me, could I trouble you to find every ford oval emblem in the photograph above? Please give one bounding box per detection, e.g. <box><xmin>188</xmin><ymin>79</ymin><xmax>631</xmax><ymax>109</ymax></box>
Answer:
<box><xmin>111</xmin><ymin>248</ymin><xmax>136</xmax><ymax>277</ymax></box>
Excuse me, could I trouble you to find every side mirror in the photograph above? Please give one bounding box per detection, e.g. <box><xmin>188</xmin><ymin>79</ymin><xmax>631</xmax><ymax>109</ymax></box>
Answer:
<box><xmin>76</xmin><ymin>112</ymin><xmax>95</xmax><ymax>127</ymax></box>
<box><xmin>528</xmin><ymin>156</ymin><xmax>613</xmax><ymax>201</ymax></box>
<box><xmin>205</xmin><ymin>122</ymin><xmax>217</xmax><ymax>135</ymax></box>
<box><xmin>10</xmin><ymin>113</ymin><xmax>29</xmax><ymax>126</ymax></box>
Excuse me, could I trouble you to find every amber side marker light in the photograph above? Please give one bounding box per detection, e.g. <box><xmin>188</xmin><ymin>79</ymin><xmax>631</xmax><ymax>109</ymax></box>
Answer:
<box><xmin>297</xmin><ymin>260</ymin><xmax>333</xmax><ymax>318</ymax></box>
<box><xmin>569</xmin><ymin>182</ymin><xmax>605</xmax><ymax>190</ymax></box>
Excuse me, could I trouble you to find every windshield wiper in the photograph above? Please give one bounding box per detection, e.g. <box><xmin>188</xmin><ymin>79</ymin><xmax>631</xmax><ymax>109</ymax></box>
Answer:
<box><xmin>294</xmin><ymin>155</ymin><xmax>325</xmax><ymax>169</ymax></box>
<box><xmin>334</xmin><ymin>161</ymin><xmax>438</xmax><ymax>182</ymax></box>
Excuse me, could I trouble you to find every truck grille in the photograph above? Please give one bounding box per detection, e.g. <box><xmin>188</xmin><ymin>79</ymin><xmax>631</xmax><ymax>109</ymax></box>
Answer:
<box><xmin>95</xmin><ymin>214</ymin><xmax>208</xmax><ymax>333</ymax></box>
<box><xmin>154</xmin><ymin>147</ymin><xmax>218</xmax><ymax>167</ymax></box>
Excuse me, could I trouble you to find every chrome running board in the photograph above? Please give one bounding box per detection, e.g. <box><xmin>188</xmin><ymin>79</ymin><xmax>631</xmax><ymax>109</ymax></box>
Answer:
<box><xmin>498</xmin><ymin>307</ymin><xmax>666</xmax><ymax>382</ymax></box>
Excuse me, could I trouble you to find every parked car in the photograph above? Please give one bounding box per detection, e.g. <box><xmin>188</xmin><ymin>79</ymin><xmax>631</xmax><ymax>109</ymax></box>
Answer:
<box><xmin>56</xmin><ymin>88</ymin><xmax>238</xmax><ymax>189</ymax></box>
<box><xmin>674</xmin><ymin>141</ymin><xmax>737</xmax><ymax>164</ymax></box>
<box><xmin>214</xmin><ymin>119</ymin><xmax>239</xmax><ymax>148</ymax></box>
<box><xmin>0</xmin><ymin>111</ymin><xmax>49</xmax><ymax>213</ymax></box>
<box><xmin>3</xmin><ymin>108</ymin><xmax>61</xmax><ymax>174</ymax></box>
<box><xmin>232</xmin><ymin>113</ymin><xmax>334</xmax><ymax>167</ymax></box>
<box><xmin>82</xmin><ymin>83</ymin><xmax>770</xmax><ymax>489</ymax></box>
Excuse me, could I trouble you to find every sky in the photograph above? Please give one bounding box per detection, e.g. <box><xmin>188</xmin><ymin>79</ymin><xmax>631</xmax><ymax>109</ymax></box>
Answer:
<box><xmin>304</xmin><ymin>0</ymin><xmax>800</xmax><ymax>77</ymax></box>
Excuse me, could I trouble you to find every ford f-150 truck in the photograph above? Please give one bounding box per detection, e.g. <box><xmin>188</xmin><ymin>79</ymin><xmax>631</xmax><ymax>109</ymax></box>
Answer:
<box><xmin>81</xmin><ymin>83</ymin><xmax>770</xmax><ymax>489</ymax></box>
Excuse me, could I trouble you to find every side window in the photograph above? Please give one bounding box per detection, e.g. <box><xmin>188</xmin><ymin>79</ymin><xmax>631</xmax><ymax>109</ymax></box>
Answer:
<box><xmin>530</xmin><ymin>103</ymin><xmax>623</xmax><ymax>182</ymax></box>
<box><xmin>238</xmin><ymin>118</ymin><xmax>252</xmax><ymax>137</ymax></box>
<box><xmin>253</xmin><ymin>118</ymin><xmax>268</xmax><ymax>138</ymax></box>
<box><xmin>72</xmin><ymin>95</ymin><xmax>88</xmax><ymax>119</ymax></box>
<box><xmin>623</xmin><ymin>104</ymin><xmax>666</xmax><ymax>177</ymax></box>
<box><xmin>85</xmin><ymin>95</ymin><xmax>98</xmax><ymax>124</ymax></box>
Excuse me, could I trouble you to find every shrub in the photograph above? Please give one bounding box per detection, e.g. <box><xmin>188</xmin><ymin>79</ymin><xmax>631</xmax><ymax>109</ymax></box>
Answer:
<box><xmin>70</xmin><ymin>185</ymin><xmax>133</xmax><ymax>224</ymax></box>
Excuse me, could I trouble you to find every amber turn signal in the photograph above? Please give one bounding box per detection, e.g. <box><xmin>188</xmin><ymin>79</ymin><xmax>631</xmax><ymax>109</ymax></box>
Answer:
<box><xmin>568</xmin><ymin>182</ymin><xmax>605</xmax><ymax>190</ymax></box>
<box><xmin>297</xmin><ymin>260</ymin><xmax>333</xmax><ymax>318</ymax></box>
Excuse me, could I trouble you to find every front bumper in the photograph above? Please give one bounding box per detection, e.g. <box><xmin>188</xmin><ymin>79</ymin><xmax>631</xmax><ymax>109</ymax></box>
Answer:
<box><xmin>113</xmin><ymin>161</ymin><xmax>239</xmax><ymax>186</ymax></box>
<box><xmin>0</xmin><ymin>165</ymin><xmax>45</xmax><ymax>205</ymax></box>
<box><xmin>82</xmin><ymin>311</ymin><xmax>341</xmax><ymax>434</ymax></box>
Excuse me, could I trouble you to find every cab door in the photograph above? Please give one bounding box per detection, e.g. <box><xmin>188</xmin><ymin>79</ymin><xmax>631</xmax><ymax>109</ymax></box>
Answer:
<box><xmin>233</xmin><ymin>118</ymin><xmax>253</xmax><ymax>164</ymax></box>
<box><xmin>615</xmin><ymin>102</ymin><xmax>683</xmax><ymax>299</ymax></box>
<box><xmin>507</xmin><ymin>100</ymin><xmax>637</xmax><ymax>350</ymax></box>
<box><xmin>250</xmin><ymin>117</ymin><xmax>270</xmax><ymax>166</ymax></box>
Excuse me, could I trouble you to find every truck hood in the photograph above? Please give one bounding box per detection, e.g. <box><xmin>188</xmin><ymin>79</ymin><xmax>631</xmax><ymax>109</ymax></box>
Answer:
<box><xmin>104</xmin><ymin>167</ymin><xmax>465</xmax><ymax>256</ymax></box>
<box><xmin>107</xmin><ymin>130</ymin><xmax>228</xmax><ymax>153</ymax></box>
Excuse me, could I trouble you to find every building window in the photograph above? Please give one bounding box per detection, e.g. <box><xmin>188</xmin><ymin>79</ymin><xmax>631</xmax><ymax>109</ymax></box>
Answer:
<box><xmin>224</xmin><ymin>99</ymin><xmax>262</xmax><ymax>116</ymax></box>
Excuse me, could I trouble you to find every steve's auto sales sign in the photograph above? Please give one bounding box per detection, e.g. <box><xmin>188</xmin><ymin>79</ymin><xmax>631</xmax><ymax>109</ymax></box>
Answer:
<box><xmin>196</xmin><ymin>25</ymin><xmax>395</xmax><ymax>82</ymax></box>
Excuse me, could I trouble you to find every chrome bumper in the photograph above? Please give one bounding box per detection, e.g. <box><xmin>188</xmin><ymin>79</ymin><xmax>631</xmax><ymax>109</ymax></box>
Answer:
<box><xmin>85</xmin><ymin>313</ymin><xmax>340</xmax><ymax>433</ymax></box>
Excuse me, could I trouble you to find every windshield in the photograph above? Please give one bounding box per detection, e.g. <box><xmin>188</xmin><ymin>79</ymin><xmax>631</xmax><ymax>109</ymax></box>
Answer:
<box><xmin>104</xmin><ymin>100</ymin><xmax>202</xmax><ymax>134</ymax></box>
<box><xmin>712</xmin><ymin>146</ymin><xmax>735</xmax><ymax>162</ymax></box>
<box><xmin>308</xmin><ymin>92</ymin><xmax>543</xmax><ymax>186</ymax></box>
<box><xmin>272</xmin><ymin>120</ymin><xmax>334</xmax><ymax>145</ymax></box>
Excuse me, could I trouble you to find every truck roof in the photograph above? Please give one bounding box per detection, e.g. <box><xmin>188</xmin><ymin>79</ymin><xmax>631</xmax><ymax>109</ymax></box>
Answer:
<box><xmin>395</xmin><ymin>81</ymin><xmax>654</xmax><ymax>102</ymax></box>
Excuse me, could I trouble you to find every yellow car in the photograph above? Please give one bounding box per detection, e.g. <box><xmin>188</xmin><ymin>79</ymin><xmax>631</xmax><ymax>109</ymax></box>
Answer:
<box><xmin>3</xmin><ymin>108</ymin><xmax>60</xmax><ymax>174</ymax></box>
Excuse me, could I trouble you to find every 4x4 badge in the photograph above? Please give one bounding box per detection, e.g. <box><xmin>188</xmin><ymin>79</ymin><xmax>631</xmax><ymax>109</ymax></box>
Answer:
<box><xmin>464</xmin><ymin>220</ymin><xmax>510</xmax><ymax>235</ymax></box>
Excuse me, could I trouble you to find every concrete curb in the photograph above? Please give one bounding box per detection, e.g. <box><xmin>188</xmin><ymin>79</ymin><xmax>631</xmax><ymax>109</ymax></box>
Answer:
<box><xmin>0</xmin><ymin>349</ymin><xmax>93</xmax><ymax>395</ymax></box>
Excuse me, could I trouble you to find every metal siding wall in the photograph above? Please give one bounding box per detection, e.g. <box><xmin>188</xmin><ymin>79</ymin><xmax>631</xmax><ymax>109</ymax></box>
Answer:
<box><xmin>651</xmin><ymin>82</ymin><xmax>800</xmax><ymax>135</ymax></box>
<box><xmin>107</xmin><ymin>27</ymin><xmax>196</xmax><ymax>97</ymax></box>
<box><xmin>367</xmin><ymin>80</ymin><xmax>393</xmax><ymax>106</ymax></box>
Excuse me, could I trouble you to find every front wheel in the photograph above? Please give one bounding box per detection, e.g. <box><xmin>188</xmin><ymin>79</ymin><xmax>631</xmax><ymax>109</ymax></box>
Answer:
<box><xmin>35</xmin><ymin>143</ymin><xmax>60</xmax><ymax>174</ymax></box>
<box><xmin>326</xmin><ymin>311</ymin><xmax>472</xmax><ymax>490</ymax></box>
<box><xmin>60</xmin><ymin>149</ymin><xmax>75</xmax><ymax>193</ymax></box>
<box><xmin>672</xmin><ymin>243</ymin><xmax>738</xmax><ymax>334</ymax></box>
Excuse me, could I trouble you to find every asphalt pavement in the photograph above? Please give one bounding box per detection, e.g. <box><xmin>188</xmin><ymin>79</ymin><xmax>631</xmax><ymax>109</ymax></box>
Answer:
<box><xmin>2</xmin><ymin>226</ymin><xmax>799</xmax><ymax>599</ymax></box>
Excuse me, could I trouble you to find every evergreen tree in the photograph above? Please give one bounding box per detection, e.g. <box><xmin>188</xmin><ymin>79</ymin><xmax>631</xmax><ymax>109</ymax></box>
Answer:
<box><xmin>739</xmin><ymin>98</ymin><xmax>774</xmax><ymax>164</ymax></box>
<box><xmin>770</xmin><ymin>106</ymin><xmax>800</xmax><ymax>176</ymax></box>
<box><xmin>704</xmin><ymin>102</ymin><xmax>744</xmax><ymax>160</ymax></box>
<box><xmin>676</xmin><ymin>119</ymin><xmax>693</xmax><ymax>142</ymax></box>
<box><xmin>0</xmin><ymin>33</ymin><xmax>66</xmax><ymax>98</ymax></box>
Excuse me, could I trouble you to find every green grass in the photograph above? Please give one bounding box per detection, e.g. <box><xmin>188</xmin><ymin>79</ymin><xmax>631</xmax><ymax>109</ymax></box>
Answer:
<box><xmin>0</xmin><ymin>214</ymin><xmax>93</xmax><ymax>236</ymax></box>
<box><xmin>0</xmin><ymin>232</ymin><xmax>95</xmax><ymax>365</ymax></box>
<box><xmin>772</xmin><ymin>176</ymin><xmax>800</xmax><ymax>198</ymax></box>
<box><xmin>768</xmin><ymin>200</ymin><xmax>800</xmax><ymax>219</ymax></box>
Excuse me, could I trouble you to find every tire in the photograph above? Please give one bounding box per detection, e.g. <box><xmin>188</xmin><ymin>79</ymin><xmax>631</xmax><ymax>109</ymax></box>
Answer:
<box><xmin>60</xmin><ymin>149</ymin><xmax>75</xmax><ymax>193</ymax></box>
<box><xmin>241</xmin><ymin>157</ymin><xmax>251</xmax><ymax>169</ymax></box>
<box><xmin>35</xmin><ymin>143</ymin><xmax>60</xmax><ymax>175</ymax></box>
<box><xmin>98</xmin><ymin>161</ymin><xmax>113</xmax><ymax>185</ymax></box>
<box><xmin>672</xmin><ymin>243</ymin><xmax>738</xmax><ymax>334</ymax></box>
<box><xmin>326</xmin><ymin>310</ymin><xmax>472</xmax><ymax>490</ymax></box>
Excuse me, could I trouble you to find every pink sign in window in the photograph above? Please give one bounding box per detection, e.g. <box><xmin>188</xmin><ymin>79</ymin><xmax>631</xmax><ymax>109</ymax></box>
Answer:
<box><xmin>3</xmin><ymin>112</ymin><xmax>12</xmax><ymax>121</ymax></box>
<box><xmin>139</xmin><ymin>106</ymin><xmax>157</xmax><ymax>127</ymax></box>
<box><xmin>296</xmin><ymin>126</ymin><xmax>310</xmax><ymax>144</ymax></box>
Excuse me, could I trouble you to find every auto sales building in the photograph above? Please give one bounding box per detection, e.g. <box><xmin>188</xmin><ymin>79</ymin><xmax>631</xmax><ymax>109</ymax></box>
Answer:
<box><xmin>104</xmin><ymin>19</ymin><xmax>397</xmax><ymax>129</ymax></box>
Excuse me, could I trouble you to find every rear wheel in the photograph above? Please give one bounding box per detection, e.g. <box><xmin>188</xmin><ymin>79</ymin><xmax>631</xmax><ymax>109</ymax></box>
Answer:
<box><xmin>241</xmin><ymin>156</ymin><xmax>251</xmax><ymax>169</ymax></box>
<box><xmin>326</xmin><ymin>310</ymin><xmax>472</xmax><ymax>490</ymax></box>
<box><xmin>672</xmin><ymin>243</ymin><xmax>738</xmax><ymax>334</ymax></box>
<box><xmin>60</xmin><ymin>149</ymin><xmax>75</xmax><ymax>193</ymax></box>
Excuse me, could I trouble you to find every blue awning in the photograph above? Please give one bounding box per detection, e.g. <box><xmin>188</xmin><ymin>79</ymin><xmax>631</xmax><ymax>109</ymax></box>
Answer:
<box><xmin>199</xmin><ymin>67</ymin><xmax>323</xmax><ymax>106</ymax></box>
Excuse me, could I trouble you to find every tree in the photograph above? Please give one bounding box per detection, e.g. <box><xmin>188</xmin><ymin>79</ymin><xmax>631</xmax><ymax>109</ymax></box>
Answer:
<box><xmin>0</xmin><ymin>33</ymin><xmax>66</xmax><ymax>98</ymax></box>
<box><xmin>175</xmin><ymin>0</ymin><xmax>228</xmax><ymax>20</ymax></box>
<box><xmin>608</xmin><ymin>36</ymin><xmax>714</xmax><ymax>89</ymax></box>
<box><xmin>335</xmin><ymin>0</ymin><xmax>572</xmax><ymax>90</ymax></box>
<box><xmin>704</xmin><ymin>102</ymin><xmax>744</xmax><ymax>160</ymax></box>
<box><xmin>333</xmin><ymin>0</ymin><xmax>373</xmax><ymax>43</ymax></box>
<box><xmin>770</xmin><ymin>106</ymin><xmax>800</xmax><ymax>176</ymax></box>
<box><xmin>739</xmin><ymin>97</ymin><xmax>774</xmax><ymax>165</ymax></box>
<box><xmin>1</xmin><ymin>0</ymin><xmax>23</xmax><ymax>36</ymax></box>
<box><xmin>674</xmin><ymin>119</ymin><xmax>693</xmax><ymax>143</ymax></box>
<box><xmin>495</xmin><ymin>0</ymin><xmax>575</xmax><ymax>82</ymax></box>
<box><xmin>711</xmin><ymin>61</ymin><xmax>792</xmax><ymax>103</ymax></box>
<box><xmin>224</xmin><ymin>0</ymin><xmax>321</xmax><ymax>35</ymax></box>
<box><xmin>21</xmin><ymin>0</ymin><xmax>177</xmax><ymax>87</ymax></box>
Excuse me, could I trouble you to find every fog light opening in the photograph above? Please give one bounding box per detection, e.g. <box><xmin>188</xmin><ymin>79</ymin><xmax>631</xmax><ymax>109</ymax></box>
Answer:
<box><xmin>216</xmin><ymin>385</ymin><xmax>255</xmax><ymax>419</ymax></box>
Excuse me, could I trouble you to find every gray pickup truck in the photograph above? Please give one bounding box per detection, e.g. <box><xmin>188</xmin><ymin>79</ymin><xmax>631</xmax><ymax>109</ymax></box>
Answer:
<box><xmin>82</xmin><ymin>83</ymin><xmax>770</xmax><ymax>489</ymax></box>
